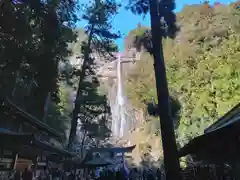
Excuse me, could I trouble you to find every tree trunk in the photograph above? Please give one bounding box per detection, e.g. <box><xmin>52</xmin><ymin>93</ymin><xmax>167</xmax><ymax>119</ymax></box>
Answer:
<box><xmin>80</xmin><ymin>130</ymin><xmax>87</xmax><ymax>158</ymax></box>
<box><xmin>68</xmin><ymin>25</ymin><xmax>95</xmax><ymax>149</ymax></box>
<box><xmin>149</xmin><ymin>0</ymin><xmax>181</xmax><ymax>179</ymax></box>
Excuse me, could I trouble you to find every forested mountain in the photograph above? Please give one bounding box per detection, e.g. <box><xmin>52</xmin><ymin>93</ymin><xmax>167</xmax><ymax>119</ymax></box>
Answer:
<box><xmin>124</xmin><ymin>1</ymin><xmax>240</xmax><ymax>160</ymax></box>
<box><xmin>1</xmin><ymin>0</ymin><xmax>240</xmax><ymax>168</ymax></box>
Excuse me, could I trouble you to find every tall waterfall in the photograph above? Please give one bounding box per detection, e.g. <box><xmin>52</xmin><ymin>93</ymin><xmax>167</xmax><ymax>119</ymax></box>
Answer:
<box><xmin>110</xmin><ymin>54</ymin><xmax>137</xmax><ymax>138</ymax></box>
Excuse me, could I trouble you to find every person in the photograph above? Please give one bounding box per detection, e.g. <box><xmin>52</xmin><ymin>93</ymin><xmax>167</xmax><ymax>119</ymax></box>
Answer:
<box><xmin>67</xmin><ymin>170</ymin><xmax>74</xmax><ymax>180</ymax></box>
<box><xmin>39</xmin><ymin>166</ymin><xmax>49</xmax><ymax>180</ymax></box>
<box><xmin>55</xmin><ymin>168</ymin><xmax>62</xmax><ymax>180</ymax></box>
<box><xmin>98</xmin><ymin>171</ymin><xmax>105</xmax><ymax>180</ymax></box>
<box><xmin>75</xmin><ymin>171</ymin><xmax>81</xmax><ymax>180</ymax></box>
<box><xmin>14</xmin><ymin>170</ymin><xmax>21</xmax><ymax>180</ymax></box>
<box><xmin>147</xmin><ymin>170</ymin><xmax>155</xmax><ymax>180</ymax></box>
<box><xmin>8</xmin><ymin>170</ymin><xmax>14</xmax><ymax>180</ymax></box>
<box><xmin>116</xmin><ymin>169</ymin><xmax>125</xmax><ymax>180</ymax></box>
<box><xmin>62</xmin><ymin>171</ymin><xmax>68</xmax><ymax>180</ymax></box>
<box><xmin>22</xmin><ymin>167</ymin><xmax>33</xmax><ymax>180</ymax></box>
<box><xmin>52</xmin><ymin>168</ymin><xmax>57</xmax><ymax>180</ymax></box>
<box><xmin>156</xmin><ymin>169</ymin><xmax>162</xmax><ymax>180</ymax></box>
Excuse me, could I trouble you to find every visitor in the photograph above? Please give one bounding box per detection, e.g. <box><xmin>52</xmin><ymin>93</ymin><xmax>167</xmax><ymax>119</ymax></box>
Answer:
<box><xmin>52</xmin><ymin>168</ymin><xmax>61</xmax><ymax>180</ymax></box>
<box><xmin>39</xmin><ymin>166</ymin><xmax>49</xmax><ymax>180</ymax></box>
<box><xmin>14</xmin><ymin>170</ymin><xmax>21</xmax><ymax>180</ymax></box>
<box><xmin>8</xmin><ymin>170</ymin><xmax>14</xmax><ymax>180</ymax></box>
<box><xmin>67</xmin><ymin>170</ymin><xmax>75</xmax><ymax>180</ymax></box>
<box><xmin>146</xmin><ymin>170</ymin><xmax>155</xmax><ymax>180</ymax></box>
<box><xmin>22</xmin><ymin>167</ymin><xmax>33</xmax><ymax>180</ymax></box>
<box><xmin>62</xmin><ymin>171</ymin><xmax>68</xmax><ymax>180</ymax></box>
<box><xmin>130</xmin><ymin>168</ymin><xmax>138</xmax><ymax>180</ymax></box>
<box><xmin>156</xmin><ymin>168</ymin><xmax>162</xmax><ymax>180</ymax></box>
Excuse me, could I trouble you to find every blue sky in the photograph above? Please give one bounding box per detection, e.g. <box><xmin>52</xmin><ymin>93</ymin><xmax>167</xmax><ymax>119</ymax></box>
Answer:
<box><xmin>78</xmin><ymin>0</ymin><xmax>234</xmax><ymax>51</ymax></box>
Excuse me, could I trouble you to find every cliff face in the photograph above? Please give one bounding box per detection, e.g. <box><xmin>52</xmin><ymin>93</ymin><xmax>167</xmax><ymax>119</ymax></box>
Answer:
<box><xmin>96</xmin><ymin>49</ymin><xmax>161</xmax><ymax>166</ymax></box>
<box><xmin>97</xmin><ymin>49</ymin><xmax>144</xmax><ymax>127</ymax></box>
<box><xmin>63</xmin><ymin>29</ymin><xmax>153</xmax><ymax>163</ymax></box>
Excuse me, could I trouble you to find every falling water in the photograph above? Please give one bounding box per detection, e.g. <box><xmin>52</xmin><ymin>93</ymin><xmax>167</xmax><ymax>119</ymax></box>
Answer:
<box><xmin>110</xmin><ymin>54</ymin><xmax>137</xmax><ymax>138</ymax></box>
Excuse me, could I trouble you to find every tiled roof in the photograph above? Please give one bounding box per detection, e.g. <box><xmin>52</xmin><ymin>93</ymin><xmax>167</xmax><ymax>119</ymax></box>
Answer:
<box><xmin>5</xmin><ymin>97</ymin><xmax>63</xmax><ymax>140</ymax></box>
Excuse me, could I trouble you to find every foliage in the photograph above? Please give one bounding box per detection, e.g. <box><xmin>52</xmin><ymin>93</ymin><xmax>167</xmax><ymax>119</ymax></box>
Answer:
<box><xmin>82</xmin><ymin>0</ymin><xmax>120</xmax><ymax>54</ymax></box>
<box><xmin>68</xmin><ymin>0</ymin><xmax>120</xmax><ymax>148</ymax></box>
<box><xmin>144</xmin><ymin>118</ymin><xmax>161</xmax><ymax>136</ymax></box>
<box><xmin>45</xmin><ymin>83</ymin><xmax>73</xmax><ymax>143</ymax></box>
<box><xmin>127</xmin><ymin>0</ymin><xmax>179</xmax><ymax>38</ymax></box>
<box><xmin>0</xmin><ymin>0</ymin><xmax>79</xmax><ymax>144</ymax></box>
<box><xmin>124</xmin><ymin>24</ymin><xmax>150</xmax><ymax>51</ymax></box>
<box><xmin>125</xmin><ymin>52</ymin><xmax>156</xmax><ymax>108</ymax></box>
<box><xmin>77</xmin><ymin>81</ymin><xmax>110</xmax><ymax>136</ymax></box>
<box><xmin>70</xmin><ymin>76</ymin><xmax>111</xmax><ymax>152</ymax></box>
<box><xmin>125</xmin><ymin>2</ymin><xmax>240</xmax><ymax>145</ymax></box>
<box><xmin>68</xmin><ymin>28</ymin><xmax>88</xmax><ymax>55</ymax></box>
<box><xmin>0</xmin><ymin>0</ymin><xmax>77</xmax><ymax>119</ymax></box>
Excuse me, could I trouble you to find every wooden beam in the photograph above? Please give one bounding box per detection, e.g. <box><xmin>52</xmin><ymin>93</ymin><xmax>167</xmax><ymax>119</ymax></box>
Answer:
<box><xmin>5</xmin><ymin>97</ymin><xmax>63</xmax><ymax>140</ymax></box>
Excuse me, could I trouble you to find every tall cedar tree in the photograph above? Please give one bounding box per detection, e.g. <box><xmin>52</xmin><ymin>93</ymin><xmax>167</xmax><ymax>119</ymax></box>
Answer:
<box><xmin>127</xmin><ymin>0</ymin><xmax>181</xmax><ymax>179</ymax></box>
<box><xmin>68</xmin><ymin>0</ymin><xmax>119</xmax><ymax>149</ymax></box>
<box><xmin>0</xmin><ymin>1</ymin><xmax>77</xmax><ymax>119</ymax></box>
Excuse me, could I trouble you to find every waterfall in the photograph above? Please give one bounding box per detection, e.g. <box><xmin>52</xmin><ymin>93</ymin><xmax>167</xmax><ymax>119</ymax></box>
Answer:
<box><xmin>110</xmin><ymin>53</ymin><xmax>136</xmax><ymax>138</ymax></box>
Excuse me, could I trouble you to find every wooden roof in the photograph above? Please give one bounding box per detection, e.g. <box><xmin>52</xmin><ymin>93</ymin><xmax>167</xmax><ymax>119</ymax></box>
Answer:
<box><xmin>178</xmin><ymin>123</ymin><xmax>237</xmax><ymax>156</ymax></box>
<box><xmin>179</xmin><ymin>103</ymin><xmax>240</xmax><ymax>158</ymax></box>
<box><xmin>178</xmin><ymin>108</ymin><xmax>240</xmax><ymax>162</ymax></box>
<box><xmin>5</xmin><ymin>97</ymin><xmax>63</xmax><ymax>140</ymax></box>
<box><xmin>204</xmin><ymin>103</ymin><xmax>240</xmax><ymax>133</ymax></box>
<box><xmin>0</xmin><ymin>129</ymin><xmax>75</xmax><ymax>158</ymax></box>
<box><xmin>78</xmin><ymin>157</ymin><xmax>113</xmax><ymax>168</ymax></box>
<box><xmin>89</xmin><ymin>145</ymin><xmax>136</xmax><ymax>153</ymax></box>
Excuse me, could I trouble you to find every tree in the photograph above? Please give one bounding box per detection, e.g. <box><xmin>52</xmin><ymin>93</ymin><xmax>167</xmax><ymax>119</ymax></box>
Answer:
<box><xmin>76</xmin><ymin>81</ymin><xmax>111</xmax><ymax>156</ymax></box>
<box><xmin>125</xmin><ymin>1</ymin><xmax>240</xmax><ymax>165</ymax></box>
<box><xmin>0</xmin><ymin>0</ymin><xmax>78</xmax><ymax>136</ymax></box>
<box><xmin>68</xmin><ymin>0</ymin><xmax>120</xmax><ymax>149</ymax></box>
<box><xmin>127</xmin><ymin>0</ymin><xmax>181</xmax><ymax>179</ymax></box>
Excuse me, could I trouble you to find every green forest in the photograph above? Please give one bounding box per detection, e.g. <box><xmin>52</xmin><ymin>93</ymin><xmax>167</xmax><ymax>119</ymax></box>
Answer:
<box><xmin>0</xmin><ymin>0</ymin><xmax>119</xmax><ymax>150</ymax></box>
<box><xmin>1</xmin><ymin>0</ymin><xmax>240</xmax><ymax>172</ymax></box>
<box><xmin>125</xmin><ymin>2</ymin><xmax>240</xmax><ymax>148</ymax></box>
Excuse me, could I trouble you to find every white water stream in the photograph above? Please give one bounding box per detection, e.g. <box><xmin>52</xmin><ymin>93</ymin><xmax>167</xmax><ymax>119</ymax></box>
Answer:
<box><xmin>110</xmin><ymin>54</ymin><xmax>137</xmax><ymax>138</ymax></box>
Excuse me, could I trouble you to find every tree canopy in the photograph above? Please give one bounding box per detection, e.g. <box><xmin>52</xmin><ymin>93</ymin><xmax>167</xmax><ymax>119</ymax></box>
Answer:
<box><xmin>125</xmin><ymin>2</ymin><xmax>240</xmax><ymax>146</ymax></box>
<box><xmin>0</xmin><ymin>0</ymin><xmax>82</xmax><ymax>145</ymax></box>
<box><xmin>67</xmin><ymin>0</ymin><xmax>120</xmax><ymax>149</ymax></box>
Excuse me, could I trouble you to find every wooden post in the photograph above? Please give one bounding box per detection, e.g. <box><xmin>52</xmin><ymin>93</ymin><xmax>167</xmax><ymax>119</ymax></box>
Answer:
<box><xmin>12</xmin><ymin>153</ymin><xmax>18</xmax><ymax>170</ymax></box>
<box><xmin>42</xmin><ymin>92</ymin><xmax>51</xmax><ymax>122</ymax></box>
